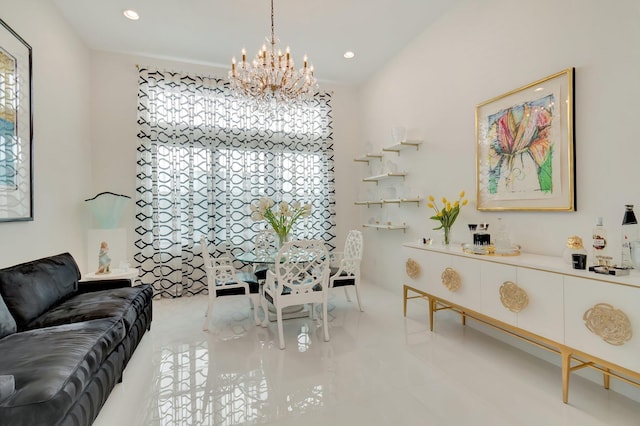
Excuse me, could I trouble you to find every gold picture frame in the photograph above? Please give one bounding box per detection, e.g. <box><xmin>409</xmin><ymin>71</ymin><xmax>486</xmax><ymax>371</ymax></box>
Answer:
<box><xmin>476</xmin><ymin>68</ymin><xmax>575</xmax><ymax>211</ymax></box>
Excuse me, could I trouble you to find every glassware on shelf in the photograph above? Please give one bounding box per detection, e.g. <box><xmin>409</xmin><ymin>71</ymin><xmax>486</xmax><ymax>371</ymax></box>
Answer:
<box><xmin>392</xmin><ymin>127</ymin><xmax>407</xmax><ymax>143</ymax></box>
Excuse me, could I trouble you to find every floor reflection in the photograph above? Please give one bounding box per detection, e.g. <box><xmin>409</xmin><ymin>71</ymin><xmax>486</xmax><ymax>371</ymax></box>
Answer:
<box><xmin>94</xmin><ymin>287</ymin><xmax>640</xmax><ymax>426</ymax></box>
<box><xmin>144</xmin><ymin>297</ymin><xmax>341</xmax><ymax>425</ymax></box>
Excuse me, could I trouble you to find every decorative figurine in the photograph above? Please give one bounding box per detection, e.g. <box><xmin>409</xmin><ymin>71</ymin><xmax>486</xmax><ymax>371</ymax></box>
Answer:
<box><xmin>96</xmin><ymin>241</ymin><xmax>112</xmax><ymax>274</ymax></box>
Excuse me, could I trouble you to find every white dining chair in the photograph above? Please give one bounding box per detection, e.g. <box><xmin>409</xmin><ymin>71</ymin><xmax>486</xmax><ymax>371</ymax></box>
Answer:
<box><xmin>201</xmin><ymin>236</ymin><xmax>261</xmax><ymax>330</ymax></box>
<box><xmin>253</xmin><ymin>229</ymin><xmax>276</xmax><ymax>282</ymax></box>
<box><xmin>261</xmin><ymin>239</ymin><xmax>331</xmax><ymax>349</ymax></box>
<box><xmin>329</xmin><ymin>229</ymin><xmax>364</xmax><ymax>311</ymax></box>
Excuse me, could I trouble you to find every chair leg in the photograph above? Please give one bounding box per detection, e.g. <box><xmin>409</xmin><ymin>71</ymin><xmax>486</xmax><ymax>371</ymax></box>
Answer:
<box><xmin>343</xmin><ymin>286</ymin><xmax>352</xmax><ymax>302</ymax></box>
<box><xmin>322</xmin><ymin>302</ymin><xmax>330</xmax><ymax>342</ymax></box>
<box><xmin>277</xmin><ymin>307</ymin><xmax>285</xmax><ymax>349</ymax></box>
<box><xmin>260</xmin><ymin>294</ymin><xmax>269</xmax><ymax>328</ymax></box>
<box><xmin>354</xmin><ymin>284</ymin><xmax>363</xmax><ymax>312</ymax></box>
<box><xmin>250</xmin><ymin>295</ymin><xmax>261</xmax><ymax>326</ymax></box>
<box><xmin>203</xmin><ymin>299</ymin><xmax>214</xmax><ymax>331</ymax></box>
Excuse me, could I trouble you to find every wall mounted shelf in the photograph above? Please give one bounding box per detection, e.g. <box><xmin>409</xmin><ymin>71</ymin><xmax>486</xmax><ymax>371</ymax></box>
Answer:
<box><xmin>363</xmin><ymin>223</ymin><xmax>407</xmax><ymax>231</ymax></box>
<box><xmin>353</xmin><ymin>153</ymin><xmax>384</xmax><ymax>163</ymax></box>
<box><xmin>355</xmin><ymin>197</ymin><xmax>421</xmax><ymax>207</ymax></box>
<box><xmin>362</xmin><ymin>172</ymin><xmax>407</xmax><ymax>184</ymax></box>
<box><xmin>382</xmin><ymin>140</ymin><xmax>423</xmax><ymax>153</ymax></box>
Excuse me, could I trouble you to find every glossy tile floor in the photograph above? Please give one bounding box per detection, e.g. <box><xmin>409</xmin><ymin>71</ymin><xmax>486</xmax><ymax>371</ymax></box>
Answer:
<box><xmin>94</xmin><ymin>284</ymin><xmax>640</xmax><ymax>425</ymax></box>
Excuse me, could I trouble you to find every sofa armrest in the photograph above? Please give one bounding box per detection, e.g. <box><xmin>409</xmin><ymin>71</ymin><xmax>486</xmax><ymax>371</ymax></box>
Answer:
<box><xmin>77</xmin><ymin>278</ymin><xmax>133</xmax><ymax>293</ymax></box>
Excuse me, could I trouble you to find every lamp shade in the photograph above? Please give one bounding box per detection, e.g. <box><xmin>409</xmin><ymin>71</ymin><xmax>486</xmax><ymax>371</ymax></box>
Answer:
<box><xmin>85</xmin><ymin>192</ymin><xmax>131</xmax><ymax>229</ymax></box>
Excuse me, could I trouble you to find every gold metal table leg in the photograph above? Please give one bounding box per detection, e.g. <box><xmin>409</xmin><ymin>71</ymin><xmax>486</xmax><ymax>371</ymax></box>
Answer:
<box><xmin>429</xmin><ymin>297</ymin><xmax>435</xmax><ymax>332</ymax></box>
<box><xmin>604</xmin><ymin>368</ymin><xmax>610</xmax><ymax>389</ymax></box>
<box><xmin>561</xmin><ymin>349</ymin><xmax>571</xmax><ymax>404</ymax></box>
<box><xmin>403</xmin><ymin>285</ymin><xmax>408</xmax><ymax>317</ymax></box>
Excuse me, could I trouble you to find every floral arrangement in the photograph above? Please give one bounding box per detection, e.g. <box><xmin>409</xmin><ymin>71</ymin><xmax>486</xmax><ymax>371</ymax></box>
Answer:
<box><xmin>250</xmin><ymin>197</ymin><xmax>312</xmax><ymax>245</ymax></box>
<box><xmin>428</xmin><ymin>191</ymin><xmax>469</xmax><ymax>245</ymax></box>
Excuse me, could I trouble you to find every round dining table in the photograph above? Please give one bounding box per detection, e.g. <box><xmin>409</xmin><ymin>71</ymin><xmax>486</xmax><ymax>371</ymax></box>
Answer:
<box><xmin>235</xmin><ymin>250</ymin><xmax>312</xmax><ymax>321</ymax></box>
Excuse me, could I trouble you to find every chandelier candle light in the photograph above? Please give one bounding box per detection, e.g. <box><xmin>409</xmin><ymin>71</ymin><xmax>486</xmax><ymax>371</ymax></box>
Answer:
<box><xmin>428</xmin><ymin>191</ymin><xmax>469</xmax><ymax>246</ymax></box>
<box><xmin>228</xmin><ymin>0</ymin><xmax>318</xmax><ymax>109</ymax></box>
<box><xmin>250</xmin><ymin>197</ymin><xmax>312</xmax><ymax>248</ymax></box>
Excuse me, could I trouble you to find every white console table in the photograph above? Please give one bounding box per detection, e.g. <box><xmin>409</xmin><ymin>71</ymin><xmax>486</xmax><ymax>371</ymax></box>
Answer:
<box><xmin>402</xmin><ymin>242</ymin><xmax>640</xmax><ymax>403</ymax></box>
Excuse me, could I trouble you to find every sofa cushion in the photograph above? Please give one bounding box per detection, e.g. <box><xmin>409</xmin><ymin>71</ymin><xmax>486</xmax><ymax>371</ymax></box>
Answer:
<box><xmin>0</xmin><ymin>318</ymin><xmax>125</xmax><ymax>425</ymax></box>
<box><xmin>0</xmin><ymin>295</ymin><xmax>16</xmax><ymax>339</ymax></box>
<box><xmin>26</xmin><ymin>285</ymin><xmax>153</xmax><ymax>332</ymax></box>
<box><xmin>0</xmin><ymin>253</ymin><xmax>80</xmax><ymax>329</ymax></box>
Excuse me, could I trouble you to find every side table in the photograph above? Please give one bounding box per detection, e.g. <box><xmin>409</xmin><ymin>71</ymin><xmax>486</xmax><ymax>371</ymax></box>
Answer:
<box><xmin>83</xmin><ymin>268</ymin><xmax>140</xmax><ymax>285</ymax></box>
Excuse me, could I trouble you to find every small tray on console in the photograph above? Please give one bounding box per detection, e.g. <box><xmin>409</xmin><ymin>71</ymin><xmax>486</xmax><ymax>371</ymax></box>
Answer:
<box><xmin>462</xmin><ymin>243</ymin><xmax>521</xmax><ymax>256</ymax></box>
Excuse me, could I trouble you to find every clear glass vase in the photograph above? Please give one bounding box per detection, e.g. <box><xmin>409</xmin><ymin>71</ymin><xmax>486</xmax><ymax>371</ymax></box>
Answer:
<box><xmin>275</xmin><ymin>231</ymin><xmax>290</xmax><ymax>250</ymax></box>
<box><xmin>442</xmin><ymin>227</ymin><xmax>451</xmax><ymax>246</ymax></box>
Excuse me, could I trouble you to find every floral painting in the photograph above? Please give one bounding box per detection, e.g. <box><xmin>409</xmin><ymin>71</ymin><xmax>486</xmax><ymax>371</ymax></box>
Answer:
<box><xmin>487</xmin><ymin>94</ymin><xmax>555</xmax><ymax>197</ymax></box>
<box><xmin>476</xmin><ymin>69</ymin><xmax>575</xmax><ymax>211</ymax></box>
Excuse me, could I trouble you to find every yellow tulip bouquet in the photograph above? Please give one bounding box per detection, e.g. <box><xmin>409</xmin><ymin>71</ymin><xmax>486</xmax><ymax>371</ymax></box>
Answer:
<box><xmin>428</xmin><ymin>191</ymin><xmax>469</xmax><ymax>245</ymax></box>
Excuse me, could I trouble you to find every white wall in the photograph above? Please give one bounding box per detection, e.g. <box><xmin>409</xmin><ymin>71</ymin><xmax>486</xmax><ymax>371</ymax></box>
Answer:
<box><xmin>358</xmin><ymin>0</ymin><xmax>640</xmax><ymax>400</ymax></box>
<box><xmin>0</xmin><ymin>1</ymin><xmax>92</xmax><ymax>268</ymax></box>
<box><xmin>89</xmin><ymin>51</ymin><xmax>361</xmax><ymax>270</ymax></box>
<box><xmin>359</xmin><ymin>0</ymin><xmax>640</xmax><ymax>291</ymax></box>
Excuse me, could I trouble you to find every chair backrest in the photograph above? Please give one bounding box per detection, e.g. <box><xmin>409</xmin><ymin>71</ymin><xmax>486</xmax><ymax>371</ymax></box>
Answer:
<box><xmin>255</xmin><ymin>229</ymin><xmax>276</xmax><ymax>255</ymax></box>
<box><xmin>200</xmin><ymin>236</ymin><xmax>212</xmax><ymax>267</ymax></box>
<box><xmin>209</xmin><ymin>264</ymin><xmax>238</xmax><ymax>287</ymax></box>
<box><xmin>342</xmin><ymin>230</ymin><xmax>363</xmax><ymax>275</ymax></box>
<box><xmin>201</xmin><ymin>236</ymin><xmax>232</xmax><ymax>269</ymax></box>
<box><xmin>273</xmin><ymin>239</ymin><xmax>330</xmax><ymax>296</ymax></box>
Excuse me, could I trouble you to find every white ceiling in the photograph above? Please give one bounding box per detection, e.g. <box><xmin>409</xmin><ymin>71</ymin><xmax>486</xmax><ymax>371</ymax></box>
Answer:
<box><xmin>51</xmin><ymin>0</ymin><xmax>459</xmax><ymax>85</ymax></box>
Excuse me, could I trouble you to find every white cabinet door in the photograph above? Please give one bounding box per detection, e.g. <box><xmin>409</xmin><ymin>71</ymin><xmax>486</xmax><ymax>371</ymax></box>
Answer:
<box><xmin>421</xmin><ymin>250</ymin><xmax>454</xmax><ymax>299</ymax></box>
<box><xmin>445</xmin><ymin>255</ymin><xmax>482</xmax><ymax>311</ymax></box>
<box><xmin>564</xmin><ymin>276</ymin><xmax>640</xmax><ymax>372</ymax></box>
<box><xmin>403</xmin><ymin>247</ymin><xmax>445</xmax><ymax>295</ymax></box>
<box><xmin>516</xmin><ymin>268</ymin><xmax>564</xmax><ymax>343</ymax></box>
<box><xmin>480</xmin><ymin>262</ymin><xmax>517</xmax><ymax>326</ymax></box>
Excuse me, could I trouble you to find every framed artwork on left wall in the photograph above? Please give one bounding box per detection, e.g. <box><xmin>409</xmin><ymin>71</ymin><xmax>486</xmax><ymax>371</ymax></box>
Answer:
<box><xmin>476</xmin><ymin>68</ymin><xmax>575</xmax><ymax>212</ymax></box>
<box><xmin>0</xmin><ymin>18</ymin><xmax>33</xmax><ymax>222</ymax></box>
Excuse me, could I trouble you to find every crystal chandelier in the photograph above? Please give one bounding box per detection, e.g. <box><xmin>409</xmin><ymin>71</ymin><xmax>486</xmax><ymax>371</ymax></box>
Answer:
<box><xmin>228</xmin><ymin>0</ymin><xmax>318</xmax><ymax>109</ymax></box>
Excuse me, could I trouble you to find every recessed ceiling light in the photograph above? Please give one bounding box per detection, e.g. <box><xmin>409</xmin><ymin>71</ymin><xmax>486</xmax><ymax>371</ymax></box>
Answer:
<box><xmin>343</xmin><ymin>51</ymin><xmax>355</xmax><ymax>59</ymax></box>
<box><xmin>534</xmin><ymin>87</ymin><xmax>544</xmax><ymax>92</ymax></box>
<box><xmin>123</xmin><ymin>9</ymin><xmax>140</xmax><ymax>20</ymax></box>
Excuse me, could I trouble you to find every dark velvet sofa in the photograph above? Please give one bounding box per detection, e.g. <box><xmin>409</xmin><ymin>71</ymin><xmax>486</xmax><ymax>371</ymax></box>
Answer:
<box><xmin>0</xmin><ymin>253</ymin><xmax>153</xmax><ymax>426</ymax></box>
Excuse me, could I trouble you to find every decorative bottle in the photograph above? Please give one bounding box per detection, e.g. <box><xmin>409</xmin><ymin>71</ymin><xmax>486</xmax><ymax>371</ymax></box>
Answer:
<box><xmin>621</xmin><ymin>204</ymin><xmax>638</xmax><ymax>269</ymax></box>
<box><xmin>592</xmin><ymin>217</ymin><xmax>608</xmax><ymax>266</ymax></box>
<box><xmin>494</xmin><ymin>218</ymin><xmax>512</xmax><ymax>254</ymax></box>
<box><xmin>563</xmin><ymin>236</ymin><xmax>587</xmax><ymax>265</ymax></box>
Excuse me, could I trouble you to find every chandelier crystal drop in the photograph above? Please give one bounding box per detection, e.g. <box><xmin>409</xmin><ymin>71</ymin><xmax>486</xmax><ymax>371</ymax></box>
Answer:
<box><xmin>228</xmin><ymin>0</ymin><xmax>318</xmax><ymax>110</ymax></box>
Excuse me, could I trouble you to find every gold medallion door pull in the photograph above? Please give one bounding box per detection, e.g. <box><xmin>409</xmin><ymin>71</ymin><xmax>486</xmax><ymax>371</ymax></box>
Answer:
<box><xmin>499</xmin><ymin>281</ymin><xmax>529</xmax><ymax>313</ymax></box>
<box><xmin>405</xmin><ymin>258</ymin><xmax>421</xmax><ymax>279</ymax></box>
<box><xmin>583</xmin><ymin>303</ymin><xmax>632</xmax><ymax>346</ymax></box>
<box><xmin>441</xmin><ymin>267</ymin><xmax>461</xmax><ymax>292</ymax></box>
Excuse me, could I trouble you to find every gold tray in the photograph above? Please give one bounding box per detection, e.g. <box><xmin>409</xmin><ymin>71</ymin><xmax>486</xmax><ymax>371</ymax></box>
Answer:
<box><xmin>462</xmin><ymin>244</ymin><xmax>521</xmax><ymax>256</ymax></box>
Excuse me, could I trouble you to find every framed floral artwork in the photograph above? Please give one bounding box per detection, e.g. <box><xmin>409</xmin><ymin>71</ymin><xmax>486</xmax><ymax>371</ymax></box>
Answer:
<box><xmin>0</xmin><ymin>19</ymin><xmax>33</xmax><ymax>221</ymax></box>
<box><xmin>476</xmin><ymin>68</ymin><xmax>575</xmax><ymax>211</ymax></box>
